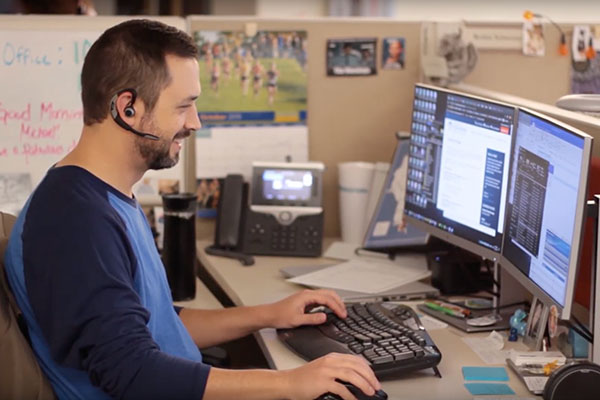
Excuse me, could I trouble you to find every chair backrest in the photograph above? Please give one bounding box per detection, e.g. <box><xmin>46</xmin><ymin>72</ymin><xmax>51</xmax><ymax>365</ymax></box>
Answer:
<box><xmin>0</xmin><ymin>211</ymin><xmax>56</xmax><ymax>400</ymax></box>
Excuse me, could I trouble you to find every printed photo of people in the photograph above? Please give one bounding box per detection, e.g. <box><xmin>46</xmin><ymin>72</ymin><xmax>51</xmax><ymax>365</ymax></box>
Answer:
<box><xmin>382</xmin><ymin>37</ymin><xmax>405</xmax><ymax>70</ymax></box>
<box><xmin>192</xmin><ymin>30</ymin><xmax>307</xmax><ymax>126</ymax></box>
<box><xmin>523</xmin><ymin>21</ymin><xmax>545</xmax><ymax>57</ymax></box>
<box><xmin>326</xmin><ymin>38</ymin><xmax>377</xmax><ymax>76</ymax></box>
<box><xmin>196</xmin><ymin>178</ymin><xmax>224</xmax><ymax>218</ymax></box>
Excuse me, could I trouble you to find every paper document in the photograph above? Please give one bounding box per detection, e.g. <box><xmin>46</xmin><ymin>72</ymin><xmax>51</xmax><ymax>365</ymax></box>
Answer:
<box><xmin>419</xmin><ymin>314</ymin><xmax>448</xmax><ymax>330</ymax></box>
<box><xmin>287</xmin><ymin>256</ymin><xmax>430</xmax><ymax>294</ymax></box>
<box><xmin>462</xmin><ymin>331</ymin><xmax>510</xmax><ymax>365</ymax></box>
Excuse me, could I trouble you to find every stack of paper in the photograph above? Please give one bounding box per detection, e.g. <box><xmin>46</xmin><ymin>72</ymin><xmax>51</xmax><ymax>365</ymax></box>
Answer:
<box><xmin>286</xmin><ymin>256</ymin><xmax>429</xmax><ymax>294</ymax></box>
<box><xmin>508</xmin><ymin>351</ymin><xmax>566</xmax><ymax>366</ymax></box>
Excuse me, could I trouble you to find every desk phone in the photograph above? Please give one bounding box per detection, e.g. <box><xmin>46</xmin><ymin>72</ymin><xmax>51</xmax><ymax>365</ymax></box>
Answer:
<box><xmin>208</xmin><ymin>162</ymin><xmax>324</xmax><ymax>263</ymax></box>
<box><xmin>242</xmin><ymin>162</ymin><xmax>324</xmax><ymax>257</ymax></box>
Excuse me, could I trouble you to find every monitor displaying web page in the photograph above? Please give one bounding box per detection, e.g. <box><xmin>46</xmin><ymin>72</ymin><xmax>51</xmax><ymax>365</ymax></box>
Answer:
<box><xmin>403</xmin><ymin>84</ymin><xmax>516</xmax><ymax>260</ymax></box>
<box><xmin>501</xmin><ymin>109</ymin><xmax>592</xmax><ymax>319</ymax></box>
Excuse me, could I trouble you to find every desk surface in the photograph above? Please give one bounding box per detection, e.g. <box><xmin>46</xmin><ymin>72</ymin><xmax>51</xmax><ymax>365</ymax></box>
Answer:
<box><xmin>196</xmin><ymin>240</ymin><xmax>539</xmax><ymax>400</ymax></box>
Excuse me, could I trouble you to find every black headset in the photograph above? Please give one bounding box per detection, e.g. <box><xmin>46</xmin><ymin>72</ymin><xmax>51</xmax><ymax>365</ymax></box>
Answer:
<box><xmin>110</xmin><ymin>88</ymin><xmax>160</xmax><ymax>141</ymax></box>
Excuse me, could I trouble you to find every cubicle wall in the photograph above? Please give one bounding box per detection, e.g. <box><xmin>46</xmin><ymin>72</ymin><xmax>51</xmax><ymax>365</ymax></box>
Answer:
<box><xmin>2</xmin><ymin>15</ymin><xmax>599</xmax><ymax>238</ymax></box>
<box><xmin>187</xmin><ymin>17</ymin><xmax>423</xmax><ymax>237</ymax></box>
<box><xmin>464</xmin><ymin>23</ymin><xmax>572</xmax><ymax>105</ymax></box>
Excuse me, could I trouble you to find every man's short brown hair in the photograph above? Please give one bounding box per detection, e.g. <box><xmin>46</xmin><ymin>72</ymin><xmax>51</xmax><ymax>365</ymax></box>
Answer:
<box><xmin>81</xmin><ymin>19</ymin><xmax>198</xmax><ymax>126</ymax></box>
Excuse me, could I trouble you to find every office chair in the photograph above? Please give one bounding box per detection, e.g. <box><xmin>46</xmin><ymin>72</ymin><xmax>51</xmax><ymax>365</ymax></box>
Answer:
<box><xmin>0</xmin><ymin>211</ymin><xmax>56</xmax><ymax>400</ymax></box>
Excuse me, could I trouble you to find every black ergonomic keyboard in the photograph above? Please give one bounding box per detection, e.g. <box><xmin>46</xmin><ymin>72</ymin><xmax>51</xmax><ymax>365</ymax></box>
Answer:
<box><xmin>277</xmin><ymin>302</ymin><xmax>442</xmax><ymax>378</ymax></box>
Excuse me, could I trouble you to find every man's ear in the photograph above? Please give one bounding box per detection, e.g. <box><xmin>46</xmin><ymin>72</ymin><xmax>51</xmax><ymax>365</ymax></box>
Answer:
<box><xmin>113</xmin><ymin>90</ymin><xmax>137</xmax><ymax>121</ymax></box>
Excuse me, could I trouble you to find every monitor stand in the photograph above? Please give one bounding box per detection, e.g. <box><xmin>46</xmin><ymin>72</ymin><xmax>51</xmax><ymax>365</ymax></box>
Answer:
<box><xmin>417</xmin><ymin>260</ymin><xmax>521</xmax><ymax>333</ymax></box>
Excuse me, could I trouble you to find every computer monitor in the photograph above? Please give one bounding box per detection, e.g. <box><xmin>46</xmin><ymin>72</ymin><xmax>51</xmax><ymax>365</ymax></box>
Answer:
<box><xmin>363</xmin><ymin>136</ymin><xmax>429</xmax><ymax>251</ymax></box>
<box><xmin>500</xmin><ymin>108</ymin><xmax>592</xmax><ymax>320</ymax></box>
<box><xmin>403</xmin><ymin>84</ymin><xmax>517</xmax><ymax>260</ymax></box>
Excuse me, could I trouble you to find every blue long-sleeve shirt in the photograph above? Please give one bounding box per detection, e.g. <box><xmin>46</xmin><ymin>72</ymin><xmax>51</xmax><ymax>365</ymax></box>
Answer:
<box><xmin>5</xmin><ymin>166</ymin><xmax>210</xmax><ymax>399</ymax></box>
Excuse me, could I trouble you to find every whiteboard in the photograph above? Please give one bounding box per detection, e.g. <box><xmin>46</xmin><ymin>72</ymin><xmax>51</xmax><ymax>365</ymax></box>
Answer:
<box><xmin>0</xmin><ymin>16</ymin><xmax>188</xmax><ymax>210</ymax></box>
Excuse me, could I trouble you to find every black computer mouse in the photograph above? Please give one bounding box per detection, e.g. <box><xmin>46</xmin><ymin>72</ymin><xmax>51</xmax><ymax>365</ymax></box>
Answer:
<box><xmin>316</xmin><ymin>381</ymin><xmax>388</xmax><ymax>400</ymax></box>
<box><xmin>304</xmin><ymin>304</ymin><xmax>332</xmax><ymax>314</ymax></box>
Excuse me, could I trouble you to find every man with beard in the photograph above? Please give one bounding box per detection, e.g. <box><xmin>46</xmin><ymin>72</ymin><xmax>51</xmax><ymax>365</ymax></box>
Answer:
<box><xmin>4</xmin><ymin>20</ymin><xmax>380</xmax><ymax>400</ymax></box>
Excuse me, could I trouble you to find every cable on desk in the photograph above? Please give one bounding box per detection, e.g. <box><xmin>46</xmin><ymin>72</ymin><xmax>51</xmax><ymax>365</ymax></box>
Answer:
<box><xmin>564</xmin><ymin>317</ymin><xmax>593</xmax><ymax>344</ymax></box>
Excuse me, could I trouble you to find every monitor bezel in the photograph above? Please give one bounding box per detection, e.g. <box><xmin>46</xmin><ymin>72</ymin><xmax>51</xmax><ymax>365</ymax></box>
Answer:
<box><xmin>403</xmin><ymin>83</ymin><xmax>518</xmax><ymax>261</ymax></box>
<box><xmin>498</xmin><ymin>107</ymin><xmax>592</xmax><ymax>320</ymax></box>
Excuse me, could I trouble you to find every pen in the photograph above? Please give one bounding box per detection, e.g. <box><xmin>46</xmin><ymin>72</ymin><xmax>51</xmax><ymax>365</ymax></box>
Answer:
<box><xmin>424</xmin><ymin>301</ymin><xmax>467</xmax><ymax>318</ymax></box>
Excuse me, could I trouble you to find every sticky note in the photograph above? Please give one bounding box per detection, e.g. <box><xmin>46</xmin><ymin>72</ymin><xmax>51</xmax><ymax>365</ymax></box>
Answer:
<box><xmin>462</xmin><ymin>366</ymin><xmax>509</xmax><ymax>381</ymax></box>
<box><xmin>464</xmin><ymin>383</ymin><xmax>516</xmax><ymax>395</ymax></box>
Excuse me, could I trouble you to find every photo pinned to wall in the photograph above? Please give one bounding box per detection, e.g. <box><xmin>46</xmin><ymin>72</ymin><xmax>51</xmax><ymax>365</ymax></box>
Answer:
<box><xmin>0</xmin><ymin>173</ymin><xmax>32</xmax><ymax>215</ymax></box>
<box><xmin>571</xmin><ymin>25</ymin><xmax>600</xmax><ymax>93</ymax></box>
<box><xmin>572</xmin><ymin>25</ymin><xmax>592</xmax><ymax>62</ymax></box>
<box><xmin>594</xmin><ymin>25</ymin><xmax>600</xmax><ymax>52</ymax></box>
<box><xmin>192</xmin><ymin>30</ymin><xmax>307</xmax><ymax>126</ymax></box>
<box><xmin>326</xmin><ymin>38</ymin><xmax>377</xmax><ymax>76</ymax></box>
<box><xmin>382</xmin><ymin>37</ymin><xmax>405</xmax><ymax>70</ymax></box>
<box><xmin>196</xmin><ymin>178</ymin><xmax>224</xmax><ymax>218</ymax></box>
<box><xmin>522</xmin><ymin>20</ymin><xmax>545</xmax><ymax>56</ymax></box>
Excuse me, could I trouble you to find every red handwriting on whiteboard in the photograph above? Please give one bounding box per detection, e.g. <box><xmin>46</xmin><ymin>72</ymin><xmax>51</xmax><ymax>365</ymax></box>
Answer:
<box><xmin>20</xmin><ymin>122</ymin><xmax>60</xmax><ymax>140</ymax></box>
<box><xmin>40</xmin><ymin>102</ymin><xmax>83</xmax><ymax>121</ymax></box>
<box><xmin>20</xmin><ymin>143</ymin><xmax>64</xmax><ymax>164</ymax></box>
<box><xmin>0</xmin><ymin>147</ymin><xmax>8</xmax><ymax>157</ymax></box>
<box><xmin>0</xmin><ymin>102</ymin><xmax>31</xmax><ymax>125</ymax></box>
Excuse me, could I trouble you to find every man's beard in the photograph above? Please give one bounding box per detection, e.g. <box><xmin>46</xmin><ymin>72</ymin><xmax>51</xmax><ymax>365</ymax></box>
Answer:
<box><xmin>135</xmin><ymin>115</ymin><xmax>189</xmax><ymax>170</ymax></box>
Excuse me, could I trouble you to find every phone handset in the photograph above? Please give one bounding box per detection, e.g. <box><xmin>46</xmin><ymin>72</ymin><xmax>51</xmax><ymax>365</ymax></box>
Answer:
<box><xmin>205</xmin><ymin>174</ymin><xmax>255</xmax><ymax>266</ymax></box>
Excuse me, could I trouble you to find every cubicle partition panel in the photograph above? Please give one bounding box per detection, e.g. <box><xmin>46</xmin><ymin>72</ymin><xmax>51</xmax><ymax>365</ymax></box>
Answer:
<box><xmin>463</xmin><ymin>22</ymin><xmax>571</xmax><ymax>106</ymax></box>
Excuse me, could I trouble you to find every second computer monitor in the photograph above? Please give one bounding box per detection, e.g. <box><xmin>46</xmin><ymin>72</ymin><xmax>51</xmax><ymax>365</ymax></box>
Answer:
<box><xmin>404</xmin><ymin>84</ymin><xmax>516</xmax><ymax>260</ymax></box>
<box><xmin>501</xmin><ymin>108</ymin><xmax>592</xmax><ymax>320</ymax></box>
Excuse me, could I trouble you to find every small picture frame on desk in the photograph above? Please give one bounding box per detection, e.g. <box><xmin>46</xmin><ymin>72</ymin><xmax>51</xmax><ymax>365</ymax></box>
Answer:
<box><xmin>524</xmin><ymin>298</ymin><xmax>550</xmax><ymax>350</ymax></box>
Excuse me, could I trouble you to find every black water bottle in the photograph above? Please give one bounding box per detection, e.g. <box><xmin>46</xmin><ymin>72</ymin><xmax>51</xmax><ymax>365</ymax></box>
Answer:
<box><xmin>161</xmin><ymin>193</ymin><xmax>197</xmax><ymax>301</ymax></box>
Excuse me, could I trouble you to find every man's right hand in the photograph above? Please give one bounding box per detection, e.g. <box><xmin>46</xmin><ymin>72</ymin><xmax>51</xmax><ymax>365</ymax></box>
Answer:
<box><xmin>281</xmin><ymin>353</ymin><xmax>380</xmax><ymax>400</ymax></box>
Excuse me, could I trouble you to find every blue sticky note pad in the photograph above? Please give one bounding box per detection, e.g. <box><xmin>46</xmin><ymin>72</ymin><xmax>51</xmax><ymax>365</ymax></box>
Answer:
<box><xmin>462</xmin><ymin>366</ymin><xmax>509</xmax><ymax>381</ymax></box>
<box><xmin>464</xmin><ymin>383</ymin><xmax>515</xmax><ymax>395</ymax></box>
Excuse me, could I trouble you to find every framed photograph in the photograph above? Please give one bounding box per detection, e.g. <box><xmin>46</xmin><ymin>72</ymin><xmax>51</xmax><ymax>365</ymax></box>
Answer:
<box><xmin>196</xmin><ymin>178</ymin><xmax>224</xmax><ymax>218</ymax></box>
<box><xmin>524</xmin><ymin>298</ymin><xmax>550</xmax><ymax>350</ymax></box>
<box><xmin>193</xmin><ymin>30</ymin><xmax>307</xmax><ymax>126</ymax></box>
<box><xmin>382</xmin><ymin>37</ymin><xmax>405</xmax><ymax>70</ymax></box>
<box><xmin>326</xmin><ymin>38</ymin><xmax>377</xmax><ymax>76</ymax></box>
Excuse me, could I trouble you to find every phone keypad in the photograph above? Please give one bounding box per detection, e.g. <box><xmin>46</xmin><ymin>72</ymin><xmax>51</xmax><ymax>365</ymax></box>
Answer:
<box><xmin>272</xmin><ymin>225</ymin><xmax>297</xmax><ymax>251</ymax></box>
<box><xmin>243</xmin><ymin>211</ymin><xmax>323</xmax><ymax>256</ymax></box>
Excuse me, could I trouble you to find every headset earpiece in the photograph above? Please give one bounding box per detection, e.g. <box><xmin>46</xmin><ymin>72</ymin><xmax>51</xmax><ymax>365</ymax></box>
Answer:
<box><xmin>109</xmin><ymin>88</ymin><xmax>159</xmax><ymax>141</ymax></box>
<box><xmin>124</xmin><ymin>106</ymin><xmax>135</xmax><ymax>118</ymax></box>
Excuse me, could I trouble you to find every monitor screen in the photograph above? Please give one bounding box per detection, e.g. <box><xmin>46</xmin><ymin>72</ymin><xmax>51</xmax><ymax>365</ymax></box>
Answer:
<box><xmin>363</xmin><ymin>137</ymin><xmax>429</xmax><ymax>250</ymax></box>
<box><xmin>501</xmin><ymin>109</ymin><xmax>591</xmax><ymax>319</ymax></box>
<box><xmin>404</xmin><ymin>84</ymin><xmax>516</xmax><ymax>259</ymax></box>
